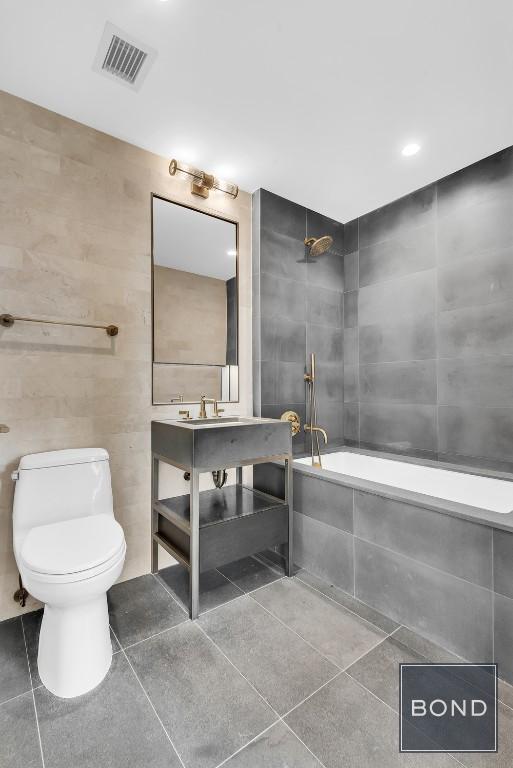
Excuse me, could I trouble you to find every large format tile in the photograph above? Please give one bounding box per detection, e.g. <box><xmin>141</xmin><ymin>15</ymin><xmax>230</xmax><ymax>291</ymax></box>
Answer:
<box><xmin>359</xmin><ymin>360</ymin><xmax>437</xmax><ymax>405</ymax></box>
<box><xmin>343</xmin><ymin>404</ymin><xmax>359</xmax><ymax>443</ymax></box>
<box><xmin>346</xmin><ymin>630</ymin><xmax>459</xmax><ymax>711</ymax></box>
<box><xmin>218</xmin><ymin>556</ymin><xmax>282</xmax><ymax>593</ymax></box>
<box><xmin>35</xmin><ymin>653</ymin><xmax>181</xmax><ymax>768</ymax></box>
<box><xmin>437</xmin><ymin>147</ymin><xmax>513</xmax><ymax>218</ymax></box>
<box><xmin>199</xmin><ymin>595</ymin><xmax>337</xmax><ymax>715</ymax></box>
<box><xmin>438</xmin><ymin>247</ymin><xmax>513</xmax><ymax>311</ymax></box>
<box><xmin>260</xmin><ymin>189</ymin><xmax>306</xmax><ymax>241</ymax></box>
<box><xmin>261</xmin><ymin>316</ymin><xmax>306</xmax><ymax>363</ymax></box>
<box><xmin>355</xmin><ymin>538</ymin><xmax>493</xmax><ymax>662</ymax></box>
<box><xmin>261</xmin><ymin>272</ymin><xmax>307</xmax><ymax>323</ymax></box>
<box><xmin>358</xmin><ymin>270</ymin><xmax>436</xmax><ymax>327</ymax></box>
<box><xmin>307</xmin><ymin>284</ymin><xmax>343</xmax><ymax>328</ymax></box>
<box><xmin>359</xmin><ymin>315</ymin><xmax>436</xmax><ymax>364</ymax></box>
<box><xmin>359</xmin><ymin>184</ymin><xmax>435</xmax><ymax>248</ymax></box>
<box><xmin>285</xmin><ymin>672</ymin><xmax>454</xmax><ymax>768</ymax></box>
<box><xmin>437</xmin><ymin>195</ymin><xmax>513</xmax><ymax>266</ymax></box>
<box><xmin>438</xmin><ymin>355</ymin><xmax>513</xmax><ymax>407</ymax></box>
<box><xmin>223</xmin><ymin>721</ymin><xmax>322</xmax><ymax>768</ymax></box>
<box><xmin>494</xmin><ymin>593</ymin><xmax>513</xmax><ymax>685</ymax></box>
<box><xmin>493</xmin><ymin>529</ymin><xmax>513</xmax><ymax>600</ymax></box>
<box><xmin>438</xmin><ymin>405</ymin><xmax>513</xmax><ymax>462</ymax></box>
<box><xmin>294</xmin><ymin>471</ymin><xmax>353</xmax><ymax>533</ymax></box>
<box><xmin>344</xmin><ymin>219</ymin><xmax>359</xmax><ymax>257</ymax></box>
<box><xmin>296</xmin><ymin>570</ymin><xmax>399</xmax><ymax>634</ymax></box>
<box><xmin>354</xmin><ymin>491</ymin><xmax>493</xmax><ymax>588</ymax></box>
<box><xmin>0</xmin><ymin>616</ymin><xmax>31</xmax><ymax>703</ymax></box>
<box><xmin>158</xmin><ymin>564</ymin><xmax>243</xmax><ymax>615</ymax></box>
<box><xmin>294</xmin><ymin>512</ymin><xmax>354</xmax><ymax>593</ymax></box>
<box><xmin>359</xmin><ymin>402</ymin><xmax>437</xmax><ymax>454</ymax></box>
<box><xmin>127</xmin><ymin>621</ymin><xmax>276</xmax><ymax>768</ymax></box>
<box><xmin>306</xmin><ymin>323</ymin><xmax>343</xmax><ymax>362</ymax></box>
<box><xmin>306</xmin><ymin>209</ymin><xmax>344</xmax><ymax>257</ymax></box>
<box><xmin>438</xmin><ymin>300</ymin><xmax>513</xmax><ymax>358</ymax></box>
<box><xmin>0</xmin><ymin>692</ymin><xmax>42</xmax><ymax>768</ymax></box>
<box><xmin>108</xmin><ymin>573</ymin><xmax>187</xmax><ymax>648</ymax></box>
<box><xmin>343</xmin><ymin>290</ymin><xmax>358</xmax><ymax>328</ymax></box>
<box><xmin>358</xmin><ymin>224</ymin><xmax>435</xmax><ymax>288</ymax></box>
<box><xmin>252</xmin><ymin>578</ymin><xmax>386</xmax><ymax>669</ymax></box>
<box><xmin>459</xmin><ymin>700</ymin><xmax>513</xmax><ymax>768</ymax></box>
<box><xmin>343</xmin><ymin>251</ymin><xmax>358</xmax><ymax>292</ymax></box>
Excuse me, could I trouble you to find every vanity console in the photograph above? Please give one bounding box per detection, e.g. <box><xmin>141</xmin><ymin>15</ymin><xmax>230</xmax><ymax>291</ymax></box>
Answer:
<box><xmin>151</xmin><ymin>416</ymin><xmax>293</xmax><ymax>619</ymax></box>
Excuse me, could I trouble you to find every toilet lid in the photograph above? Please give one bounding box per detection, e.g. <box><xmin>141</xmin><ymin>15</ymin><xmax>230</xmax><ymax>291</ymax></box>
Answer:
<box><xmin>21</xmin><ymin>515</ymin><xmax>125</xmax><ymax>576</ymax></box>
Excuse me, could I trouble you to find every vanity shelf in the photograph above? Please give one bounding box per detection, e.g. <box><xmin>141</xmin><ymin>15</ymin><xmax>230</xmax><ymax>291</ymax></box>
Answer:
<box><xmin>153</xmin><ymin>485</ymin><xmax>288</xmax><ymax>573</ymax></box>
<box><xmin>151</xmin><ymin>416</ymin><xmax>293</xmax><ymax>619</ymax></box>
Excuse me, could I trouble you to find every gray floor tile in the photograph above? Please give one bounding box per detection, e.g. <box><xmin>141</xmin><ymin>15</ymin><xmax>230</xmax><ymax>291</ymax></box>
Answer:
<box><xmin>218</xmin><ymin>556</ymin><xmax>283</xmax><ymax>593</ymax></box>
<box><xmin>0</xmin><ymin>692</ymin><xmax>42</xmax><ymax>768</ymax></box>
<box><xmin>0</xmin><ymin>617</ymin><xmax>31</xmax><ymax>703</ymax></box>
<box><xmin>108</xmin><ymin>573</ymin><xmax>187</xmax><ymax>648</ymax></box>
<box><xmin>127</xmin><ymin>621</ymin><xmax>276</xmax><ymax>768</ymax></box>
<box><xmin>252</xmin><ymin>578</ymin><xmax>386</xmax><ymax>669</ymax></box>
<box><xmin>285</xmin><ymin>673</ymin><xmax>455</xmax><ymax>768</ymax></box>
<box><xmin>458</xmin><ymin>701</ymin><xmax>513</xmax><ymax>767</ymax></box>
<box><xmin>223</xmin><ymin>722</ymin><xmax>322</xmax><ymax>767</ymax></box>
<box><xmin>23</xmin><ymin>609</ymin><xmax>119</xmax><ymax>689</ymax></box>
<box><xmin>157</xmin><ymin>564</ymin><xmax>243</xmax><ymax>614</ymax></box>
<box><xmin>392</xmin><ymin>626</ymin><xmax>463</xmax><ymax>664</ymax></box>
<box><xmin>199</xmin><ymin>595</ymin><xmax>338</xmax><ymax>715</ymax></box>
<box><xmin>35</xmin><ymin>652</ymin><xmax>181</xmax><ymax>768</ymax></box>
<box><xmin>296</xmin><ymin>569</ymin><xmax>399</xmax><ymax>634</ymax></box>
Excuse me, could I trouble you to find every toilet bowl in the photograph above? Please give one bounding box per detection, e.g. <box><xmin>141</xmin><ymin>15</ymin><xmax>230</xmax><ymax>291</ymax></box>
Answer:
<box><xmin>12</xmin><ymin>448</ymin><xmax>126</xmax><ymax>698</ymax></box>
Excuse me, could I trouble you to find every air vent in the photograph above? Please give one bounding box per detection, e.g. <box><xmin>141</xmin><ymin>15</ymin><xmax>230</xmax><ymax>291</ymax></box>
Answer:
<box><xmin>93</xmin><ymin>23</ymin><xmax>157</xmax><ymax>91</ymax></box>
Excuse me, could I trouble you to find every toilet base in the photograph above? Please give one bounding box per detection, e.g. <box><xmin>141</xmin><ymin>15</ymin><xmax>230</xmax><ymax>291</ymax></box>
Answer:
<box><xmin>38</xmin><ymin>594</ymin><xmax>112</xmax><ymax>698</ymax></box>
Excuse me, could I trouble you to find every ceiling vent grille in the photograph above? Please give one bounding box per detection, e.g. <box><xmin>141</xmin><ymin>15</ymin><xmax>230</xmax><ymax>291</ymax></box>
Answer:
<box><xmin>93</xmin><ymin>23</ymin><xmax>157</xmax><ymax>91</ymax></box>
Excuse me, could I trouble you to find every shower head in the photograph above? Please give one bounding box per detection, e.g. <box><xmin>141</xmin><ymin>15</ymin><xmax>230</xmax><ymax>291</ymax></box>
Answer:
<box><xmin>304</xmin><ymin>235</ymin><xmax>333</xmax><ymax>257</ymax></box>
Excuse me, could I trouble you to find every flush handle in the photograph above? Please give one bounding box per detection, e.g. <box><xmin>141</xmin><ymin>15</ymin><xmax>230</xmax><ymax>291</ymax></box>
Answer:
<box><xmin>0</xmin><ymin>424</ymin><xmax>9</xmax><ymax>434</ymax></box>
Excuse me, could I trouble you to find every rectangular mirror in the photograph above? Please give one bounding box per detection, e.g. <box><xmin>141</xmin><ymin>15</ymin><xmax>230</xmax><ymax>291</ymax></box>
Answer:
<box><xmin>152</xmin><ymin>195</ymin><xmax>239</xmax><ymax>404</ymax></box>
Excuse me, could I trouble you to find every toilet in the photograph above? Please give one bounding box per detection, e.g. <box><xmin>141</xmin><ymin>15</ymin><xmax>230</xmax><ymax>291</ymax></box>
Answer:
<box><xmin>12</xmin><ymin>448</ymin><xmax>126</xmax><ymax>699</ymax></box>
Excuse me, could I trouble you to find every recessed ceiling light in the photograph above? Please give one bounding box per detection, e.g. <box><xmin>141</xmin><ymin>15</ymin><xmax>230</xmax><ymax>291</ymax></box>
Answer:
<box><xmin>402</xmin><ymin>143</ymin><xmax>420</xmax><ymax>157</ymax></box>
<box><xmin>227</xmin><ymin>250</ymin><xmax>236</xmax><ymax>256</ymax></box>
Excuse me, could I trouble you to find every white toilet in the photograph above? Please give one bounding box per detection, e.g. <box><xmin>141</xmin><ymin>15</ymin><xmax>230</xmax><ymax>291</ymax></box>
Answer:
<box><xmin>12</xmin><ymin>448</ymin><xmax>126</xmax><ymax>699</ymax></box>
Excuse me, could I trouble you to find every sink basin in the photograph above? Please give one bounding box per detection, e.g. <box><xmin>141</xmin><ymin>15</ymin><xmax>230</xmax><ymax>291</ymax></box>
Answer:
<box><xmin>181</xmin><ymin>417</ymin><xmax>251</xmax><ymax>425</ymax></box>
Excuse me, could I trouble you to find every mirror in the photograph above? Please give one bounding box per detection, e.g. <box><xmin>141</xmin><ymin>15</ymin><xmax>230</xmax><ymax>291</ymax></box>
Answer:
<box><xmin>152</xmin><ymin>196</ymin><xmax>238</xmax><ymax>404</ymax></box>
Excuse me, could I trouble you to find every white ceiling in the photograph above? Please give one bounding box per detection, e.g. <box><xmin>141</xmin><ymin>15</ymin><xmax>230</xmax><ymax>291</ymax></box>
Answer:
<box><xmin>1</xmin><ymin>0</ymin><xmax>513</xmax><ymax>222</ymax></box>
<box><xmin>153</xmin><ymin>197</ymin><xmax>236</xmax><ymax>280</ymax></box>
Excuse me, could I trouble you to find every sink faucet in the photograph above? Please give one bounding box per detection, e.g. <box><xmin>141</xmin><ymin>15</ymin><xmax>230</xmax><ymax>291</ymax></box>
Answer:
<box><xmin>304</xmin><ymin>424</ymin><xmax>328</xmax><ymax>443</ymax></box>
<box><xmin>199</xmin><ymin>395</ymin><xmax>221</xmax><ymax>418</ymax></box>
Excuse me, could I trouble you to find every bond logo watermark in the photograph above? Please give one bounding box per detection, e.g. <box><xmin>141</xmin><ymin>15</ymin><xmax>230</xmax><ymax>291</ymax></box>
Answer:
<box><xmin>400</xmin><ymin>663</ymin><xmax>497</xmax><ymax>753</ymax></box>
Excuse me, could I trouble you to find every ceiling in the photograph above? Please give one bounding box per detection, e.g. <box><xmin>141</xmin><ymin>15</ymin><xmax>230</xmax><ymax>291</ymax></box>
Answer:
<box><xmin>153</xmin><ymin>197</ymin><xmax>236</xmax><ymax>280</ymax></box>
<box><xmin>1</xmin><ymin>0</ymin><xmax>513</xmax><ymax>222</ymax></box>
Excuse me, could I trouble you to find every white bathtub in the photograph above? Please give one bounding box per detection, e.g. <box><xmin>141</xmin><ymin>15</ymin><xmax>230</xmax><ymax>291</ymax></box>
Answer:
<box><xmin>295</xmin><ymin>450</ymin><xmax>513</xmax><ymax>514</ymax></box>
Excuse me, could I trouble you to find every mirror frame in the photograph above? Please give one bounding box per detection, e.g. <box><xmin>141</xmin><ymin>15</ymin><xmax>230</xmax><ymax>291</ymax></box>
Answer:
<box><xmin>151</xmin><ymin>193</ymin><xmax>240</xmax><ymax>406</ymax></box>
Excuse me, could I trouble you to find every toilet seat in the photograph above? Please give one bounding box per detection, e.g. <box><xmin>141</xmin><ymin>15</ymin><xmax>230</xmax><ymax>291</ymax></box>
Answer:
<box><xmin>21</xmin><ymin>514</ymin><xmax>125</xmax><ymax>583</ymax></box>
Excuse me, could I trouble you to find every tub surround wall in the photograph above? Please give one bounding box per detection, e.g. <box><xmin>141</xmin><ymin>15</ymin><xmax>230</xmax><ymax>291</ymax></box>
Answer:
<box><xmin>252</xmin><ymin>189</ymin><xmax>344</xmax><ymax>453</ymax></box>
<box><xmin>0</xmin><ymin>90</ymin><xmax>252</xmax><ymax>620</ymax></box>
<box><xmin>343</xmin><ymin>146</ymin><xmax>513</xmax><ymax>472</ymax></box>
<box><xmin>254</xmin><ymin>461</ymin><xmax>513</xmax><ymax>683</ymax></box>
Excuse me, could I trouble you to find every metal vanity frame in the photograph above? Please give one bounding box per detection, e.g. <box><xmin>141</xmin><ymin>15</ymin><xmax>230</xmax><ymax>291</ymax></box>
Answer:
<box><xmin>151</xmin><ymin>421</ymin><xmax>293</xmax><ymax>620</ymax></box>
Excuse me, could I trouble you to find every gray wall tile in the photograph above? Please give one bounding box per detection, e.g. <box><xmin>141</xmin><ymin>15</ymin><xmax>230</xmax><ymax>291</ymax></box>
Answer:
<box><xmin>358</xmin><ymin>270</ymin><xmax>436</xmax><ymax>327</ymax></box>
<box><xmin>438</xmin><ymin>247</ymin><xmax>513</xmax><ymax>311</ymax></box>
<box><xmin>260</xmin><ymin>188</ymin><xmax>306</xmax><ymax>239</ymax></box>
<box><xmin>359</xmin><ymin>315</ymin><xmax>436</xmax><ymax>364</ymax></box>
<box><xmin>355</xmin><ymin>538</ymin><xmax>493</xmax><ymax>661</ymax></box>
<box><xmin>343</xmin><ymin>252</ymin><xmax>358</xmax><ymax>292</ymax></box>
<box><xmin>343</xmin><ymin>365</ymin><xmax>358</xmax><ymax>402</ymax></box>
<box><xmin>344</xmin><ymin>404</ymin><xmax>359</xmax><ymax>443</ymax></box>
<box><xmin>260</xmin><ymin>227</ymin><xmax>307</xmax><ymax>284</ymax></box>
<box><xmin>354</xmin><ymin>491</ymin><xmax>493</xmax><ymax>588</ymax></box>
<box><xmin>306</xmin><ymin>209</ymin><xmax>344</xmax><ymax>256</ymax></box>
<box><xmin>438</xmin><ymin>356</ymin><xmax>513</xmax><ymax>406</ymax></box>
<box><xmin>359</xmin><ymin>360</ymin><xmax>436</xmax><ymax>405</ymax></box>
<box><xmin>307</xmin><ymin>251</ymin><xmax>344</xmax><ymax>292</ymax></box>
<box><xmin>494</xmin><ymin>593</ymin><xmax>513</xmax><ymax>684</ymax></box>
<box><xmin>343</xmin><ymin>290</ymin><xmax>358</xmax><ymax>328</ymax></box>
<box><xmin>307</xmin><ymin>285</ymin><xmax>343</xmax><ymax>328</ymax></box>
<box><xmin>343</xmin><ymin>327</ymin><xmax>358</xmax><ymax>367</ymax></box>
<box><xmin>437</xmin><ymin>196</ymin><xmax>513</xmax><ymax>265</ymax></box>
<box><xmin>343</xmin><ymin>218</ymin><xmax>359</xmax><ymax>255</ymax></box>
<box><xmin>261</xmin><ymin>273</ymin><xmax>307</xmax><ymax>323</ymax></box>
<box><xmin>438</xmin><ymin>405</ymin><xmax>513</xmax><ymax>461</ymax></box>
<box><xmin>493</xmin><ymin>529</ymin><xmax>513</xmax><ymax>600</ymax></box>
<box><xmin>307</xmin><ymin>323</ymin><xmax>343</xmax><ymax>362</ymax></box>
<box><xmin>438</xmin><ymin>301</ymin><xmax>513</xmax><ymax>358</ymax></box>
<box><xmin>276</xmin><ymin>361</ymin><xmax>306</xmax><ymax>404</ymax></box>
<box><xmin>261</xmin><ymin>317</ymin><xmax>306</xmax><ymax>363</ymax></box>
<box><xmin>260</xmin><ymin>361</ymin><xmax>276</xmax><ymax>405</ymax></box>
<box><xmin>294</xmin><ymin>511</ymin><xmax>354</xmax><ymax>593</ymax></box>
<box><xmin>359</xmin><ymin>224</ymin><xmax>435</xmax><ymax>288</ymax></box>
<box><xmin>437</xmin><ymin>148</ymin><xmax>513</xmax><ymax>218</ymax></box>
<box><xmin>359</xmin><ymin>403</ymin><xmax>437</xmax><ymax>453</ymax></box>
<box><xmin>359</xmin><ymin>184</ymin><xmax>435</xmax><ymax>248</ymax></box>
<box><xmin>313</xmin><ymin>361</ymin><xmax>344</xmax><ymax>402</ymax></box>
<box><xmin>295</xmin><ymin>472</ymin><xmax>353</xmax><ymax>533</ymax></box>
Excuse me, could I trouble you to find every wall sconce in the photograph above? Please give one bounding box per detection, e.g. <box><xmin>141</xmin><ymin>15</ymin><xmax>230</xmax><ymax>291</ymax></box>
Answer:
<box><xmin>169</xmin><ymin>159</ymin><xmax>239</xmax><ymax>200</ymax></box>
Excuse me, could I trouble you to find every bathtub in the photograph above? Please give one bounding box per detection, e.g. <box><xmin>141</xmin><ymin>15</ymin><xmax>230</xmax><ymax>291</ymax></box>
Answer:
<box><xmin>294</xmin><ymin>450</ymin><xmax>513</xmax><ymax>514</ymax></box>
<box><xmin>254</xmin><ymin>447</ymin><xmax>513</xmax><ymax>679</ymax></box>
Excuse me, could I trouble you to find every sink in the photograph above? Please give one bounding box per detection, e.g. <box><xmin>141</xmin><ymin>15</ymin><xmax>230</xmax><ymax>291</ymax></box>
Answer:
<box><xmin>181</xmin><ymin>417</ymin><xmax>249</xmax><ymax>425</ymax></box>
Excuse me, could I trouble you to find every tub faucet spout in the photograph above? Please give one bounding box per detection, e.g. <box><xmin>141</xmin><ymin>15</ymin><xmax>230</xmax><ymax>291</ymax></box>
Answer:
<box><xmin>304</xmin><ymin>424</ymin><xmax>328</xmax><ymax>444</ymax></box>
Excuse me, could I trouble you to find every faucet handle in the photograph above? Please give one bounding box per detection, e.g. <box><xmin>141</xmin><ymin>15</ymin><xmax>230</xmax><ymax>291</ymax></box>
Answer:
<box><xmin>179</xmin><ymin>409</ymin><xmax>190</xmax><ymax>420</ymax></box>
<box><xmin>217</xmin><ymin>408</ymin><xmax>225</xmax><ymax>416</ymax></box>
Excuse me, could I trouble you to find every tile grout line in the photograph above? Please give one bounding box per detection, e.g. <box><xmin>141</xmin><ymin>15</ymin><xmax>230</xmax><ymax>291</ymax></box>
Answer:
<box><xmin>294</xmin><ymin>571</ymin><xmax>397</xmax><ymax>635</ymax></box>
<box><xmin>344</xmin><ymin>670</ymin><xmax>467</xmax><ymax>768</ymax></box>
<box><xmin>110</xmin><ymin>625</ymin><xmax>187</xmax><ymax>768</ymax></box>
<box><xmin>0</xmin><ymin>688</ymin><xmax>33</xmax><ymax>708</ymax></box>
<box><xmin>281</xmin><ymin>720</ymin><xmax>328</xmax><ymax>768</ymax></box>
<box><xmin>20</xmin><ymin>618</ymin><xmax>46</xmax><ymax>768</ymax></box>
<box><xmin>212</xmin><ymin>722</ymin><xmax>278</xmax><ymax>768</ymax></box>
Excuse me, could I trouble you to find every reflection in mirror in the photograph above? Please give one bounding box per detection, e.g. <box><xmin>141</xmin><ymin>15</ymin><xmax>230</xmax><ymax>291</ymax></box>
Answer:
<box><xmin>152</xmin><ymin>196</ymin><xmax>238</xmax><ymax>404</ymax></box>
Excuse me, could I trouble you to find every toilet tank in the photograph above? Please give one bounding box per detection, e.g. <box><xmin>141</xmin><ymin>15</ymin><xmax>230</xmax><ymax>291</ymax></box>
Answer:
<box><xmin>13</xmin><ymin>448</ymin><xmax>113</xmax><ymax>561</ymax></box>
